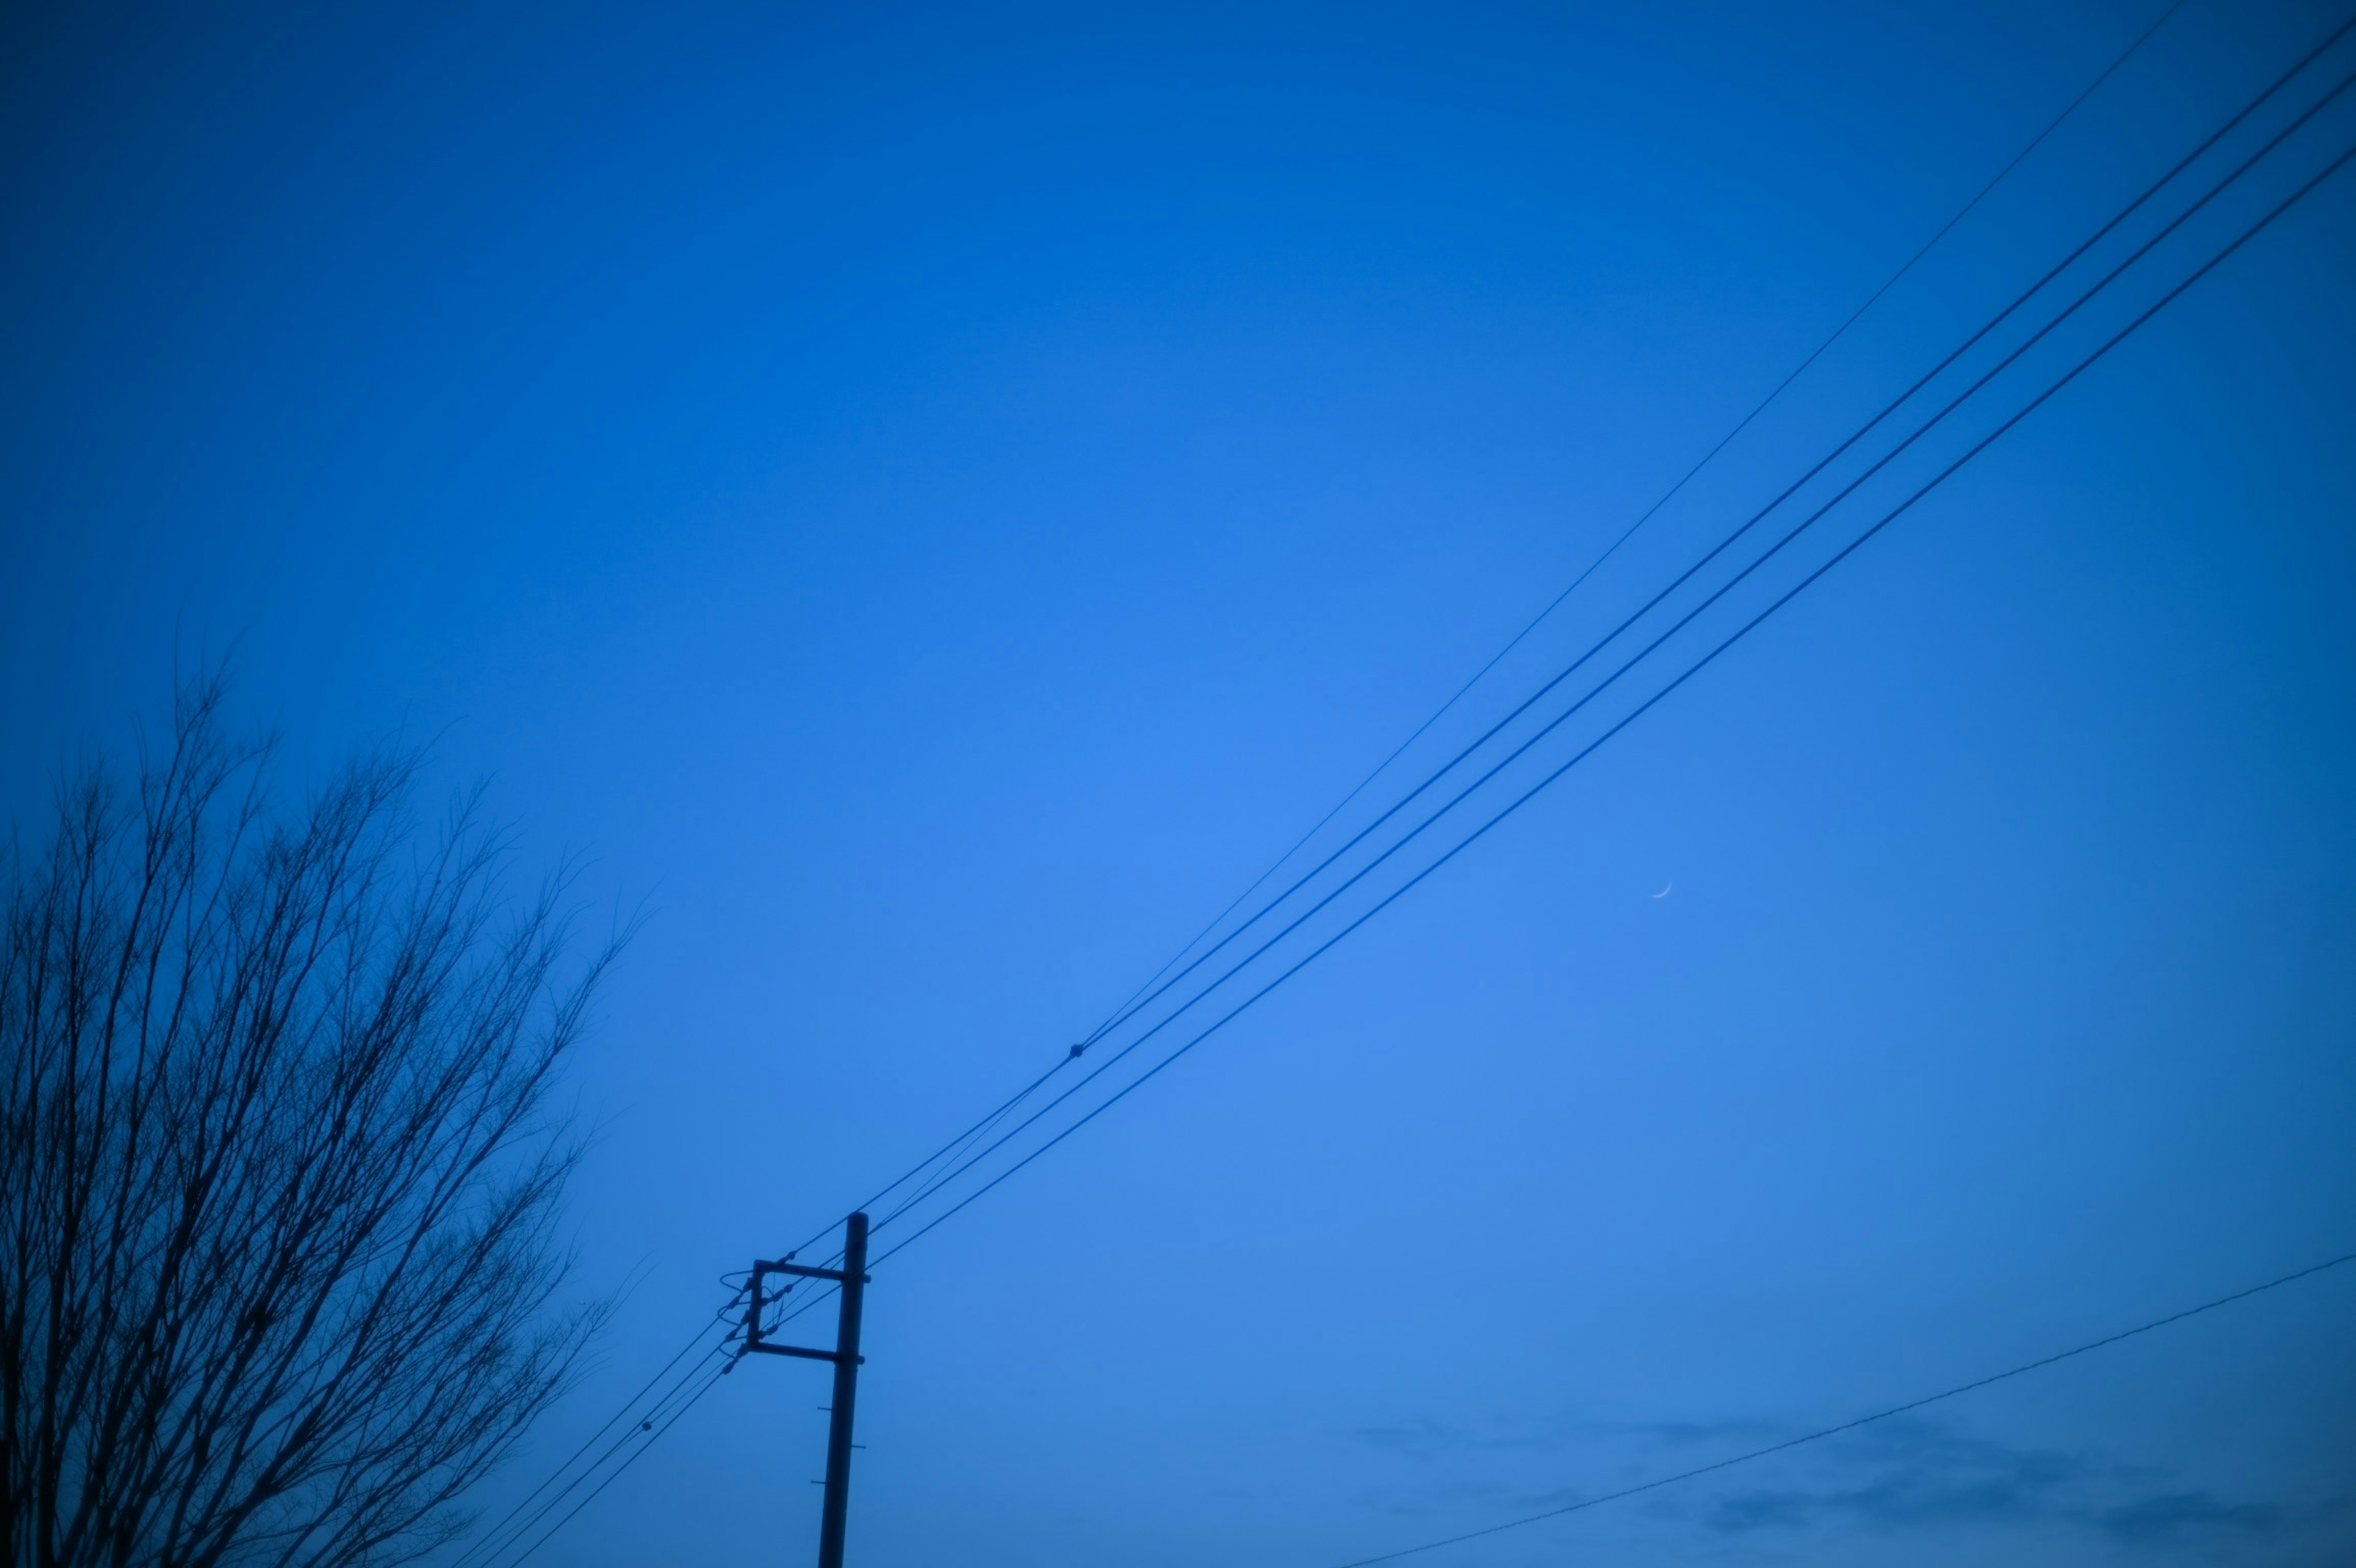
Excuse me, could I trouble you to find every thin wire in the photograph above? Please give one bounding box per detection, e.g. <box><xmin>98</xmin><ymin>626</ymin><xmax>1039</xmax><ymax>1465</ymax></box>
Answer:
<box><xmin>469</xmin><ymin>1328</ymin><xmax>735</xmax><ymax>1563</ymax></box>
<box><xmin>863</xmin><ymin>45</ymin><xmax>2356</xmax><ymax>1254</ymax></box>
<box><xmin>496</xmin><ymin>1355</ymin><xmax>738</xmax><ymax>1568</ymax></box>
<box><xmin>743</xmin><ymin>1058</ymin><xmax>1072</xmax><ymax>1312</ymax></box>
<box><xmin>846</xmin><ymin>1056</ymin><xmax>1071</xmax><ymax>1224</ymax></box>
<box><xmin>1064</xmin><ymin>0</ymin><xmax>2190</xmax><ymax>1021</ymax></box>
<box><xmin>753</xmin><ymin>1055</ymin><xmax>1077</xmax><ymax>1285</ymax></box>
<box><xmin>1325</xmin><ymin>1248</ymin><xmax>2356</xmax><ymax>1566</ymax></box>
<box><xmin>444</xmin><ymin>1296</ymin><xmax>744</xmax><ymax>1568</ymax></box>
<box><xmin>768</xmin><ymin>1266</ymin><xmax>842</xmax><ymax>1326</ymax></box>
<box><xmin>1110</xmin><ymin>54</ymin><xmax>2356</xmax><ymax>1062</ymax></box>
<box><xmin>1020</xmin><ymin>7</ymin><xmax>2354</xmax><ymax>1121</ymax></box>
<box><xmin>758</xmin><ymin>0</ymin><xmax>2200</xmax><ymax>1269</ymax></box>
<box><xmin>458</xmin><ymin>12</ymin><xmax>2341</xmax><ymax>1555</ymax></box>
<box><xmin>872</xmin><ymin>1064</ymin><xmax>1064</xmax><ymax>1229</ymax></box>
<box><xmin>872</xmin><ymin>127</ymin><xmax>2356</xmax><ymax>1269</ymax></box>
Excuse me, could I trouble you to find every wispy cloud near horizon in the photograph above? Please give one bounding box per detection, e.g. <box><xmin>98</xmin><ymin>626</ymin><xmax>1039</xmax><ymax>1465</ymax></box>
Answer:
<box><xmin>1343</xmin><ymin>1412</ymin><xmax>2304</xmax><ymax>1557</ymax></box>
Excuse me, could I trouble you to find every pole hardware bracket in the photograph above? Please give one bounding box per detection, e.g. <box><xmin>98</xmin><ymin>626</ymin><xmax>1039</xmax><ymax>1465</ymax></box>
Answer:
<box><xmin>742</xmin><ymin>1341</ymin><xmax>865</xmax><ymax>1365</ymax></box>
<box><xmin>741</xmin><ymin>1213</ymin><xmax>872</xmax><ymax>1568</ymax></box>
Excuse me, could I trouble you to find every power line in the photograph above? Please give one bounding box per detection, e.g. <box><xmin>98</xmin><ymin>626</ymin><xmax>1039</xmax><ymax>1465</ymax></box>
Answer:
<box><xmin>1323</xmin><ymin>1248</ymin><xmax>2356</xmax><ymax>1566</ymax></box>
<box><xmin>758</xmin><ymin>0</ymin><xmax>2200</xmax><ymax>1269</ymax></box>
<box><xmin>480</xmin><ymin>1342</ymin><xmax>734</xmax><ymax>1568</ymax></box>
<box><xmin>493</xmin><ymin>1354</ymin><xmax>737</xmax><ymax>1568</ymax></box>
<box><xmin>1012</xmin><ymin>4</ymin><xmax>2354</xmax><ymax>1085</ymax></box>
<box><xmin>852</xmin><ymin>1053</ymin><xmax>1072</xmax><ymax>1218</ymax></box>
<box><xmin>1054</xmin><ymin>0</ymin><xmax>2190</xmax><ymax>1021</ymax></box>
<box><xmin>736</xmin><ymin>1043</ymin><xmax>1082</xmax><ymax>1337</ymax></box>
<box><xmin>465</xmin><ymin>1329</ymin><xmax>738</xmax><ymax>1568</ymax></box>
<box><xmin>445</xmin><ymin>7</ymin><xmax>2346</xmax><ymax>1555</ymax></box>
<box><xmin>1221</xmin><ymin>0</ymin><xmax>2192</xmax><ymax>894</ymax></box>
<box><xmin>444</xmin><ymin>1301</ymin><xmax>744</xmax><ymax>1568</ymax></box>
<box><xmin>870</xmin><ymin>115</ymin><xmax>2356</xmax><ymax>1269</ymax></box>
<box><xmin>859</xmin><ymin>35</ymin><xmax>2356</xmax><ymax>1258</ymax></box>
<box><xmin>698</xmin><ymin>1042</ymin><xmax>1074</xmax><ymax>1342</ymax></box>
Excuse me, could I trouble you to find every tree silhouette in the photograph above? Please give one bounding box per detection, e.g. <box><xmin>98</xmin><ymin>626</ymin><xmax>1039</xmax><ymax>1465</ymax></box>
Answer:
<box><xmin>2</xmin><ymin>672</ymin><xmax>618</xmax><ymax>1568</ymax></box>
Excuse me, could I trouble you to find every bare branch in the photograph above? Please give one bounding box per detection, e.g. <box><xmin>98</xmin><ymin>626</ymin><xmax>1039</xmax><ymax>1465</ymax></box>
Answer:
<box><xmin>2</xmin><ymin>671</ymin><xmax>616</xmax><ymax>1568</ymax></box>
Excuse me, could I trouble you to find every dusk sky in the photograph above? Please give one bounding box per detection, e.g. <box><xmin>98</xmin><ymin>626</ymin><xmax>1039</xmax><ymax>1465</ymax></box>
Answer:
<box><xmin>4</xmin><ymin>1</ymin><xmax>2354</xmax><ymax>1564</ymax></box>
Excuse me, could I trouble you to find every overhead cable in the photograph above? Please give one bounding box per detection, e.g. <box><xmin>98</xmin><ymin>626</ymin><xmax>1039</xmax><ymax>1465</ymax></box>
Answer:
<box><xmin>760</xmin><ymin>0</ymin><xmax>2202</xmax><ymax>1266</ymax></box>
<box><xmin>989</xmin><ymin>9</ymin><xmax>2356</xmax><ymax>1104</ymax></box>
<box><xmin>1047</xmin><ymin>0</ymin><xmax>2193</xmax><ymax>1017</ymax></box>
<box><xmin>871</xmin><ymin>112</ymin><xmax>2356</xmax><ymax>1267</ymax></box>
<box><xmin>493</xmin><ymin>1354</ymin><xmax>737</xmax><ymax>1568</ymax></box>
<box><xmin>458</xmin><ymin>1324</ymin><xmax>739</xmax><ymax>1568</ymax></box>
<box><xmin>452</xmin><ymin>6</ymin><xmax>2336</xmax><ymax>1555</ymax></box>
<box><xmin>1323</xmin><ymin>1248</ymin><xmax>2356</xmax><ymax>1566</ymax></box>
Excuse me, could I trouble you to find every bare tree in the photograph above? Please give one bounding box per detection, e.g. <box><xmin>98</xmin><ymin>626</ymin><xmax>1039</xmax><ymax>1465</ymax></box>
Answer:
<box><xmin>2</xmin><ymin>672</ymin><xmax>617</xmax><ymax>1568</ymax></box>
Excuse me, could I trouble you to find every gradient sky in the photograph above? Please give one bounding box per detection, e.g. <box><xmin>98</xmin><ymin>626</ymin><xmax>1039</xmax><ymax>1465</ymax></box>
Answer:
<box><xmin>4</xmin><ymin>1</ymin><xmax>2354</xmax><ymax>1565</ymax></box>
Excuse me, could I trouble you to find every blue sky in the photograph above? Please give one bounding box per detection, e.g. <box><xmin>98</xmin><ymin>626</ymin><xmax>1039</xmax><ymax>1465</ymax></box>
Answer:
<box><xmin>4</xmin><ymin>1</ymin><xmax>2354</xmax><ymax>1564</ymax></box>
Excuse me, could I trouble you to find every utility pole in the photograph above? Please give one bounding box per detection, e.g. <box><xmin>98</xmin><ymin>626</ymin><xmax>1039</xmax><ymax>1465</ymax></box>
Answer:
<box><xmin>744</xmin><ymin>1212</ymin><xmax>871</xmax><ymax>1568</ymax></box>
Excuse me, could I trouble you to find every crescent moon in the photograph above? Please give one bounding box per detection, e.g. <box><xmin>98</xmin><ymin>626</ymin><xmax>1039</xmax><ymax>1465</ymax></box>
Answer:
<box><xmin>1650</xmin><ymin>882</ymin><xmax>1673</xmax><ymax>899</ymax></box>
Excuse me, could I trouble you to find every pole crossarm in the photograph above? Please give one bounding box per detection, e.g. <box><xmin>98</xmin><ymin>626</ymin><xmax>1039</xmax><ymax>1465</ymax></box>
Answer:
<box><xmin>740</xmin><ymin>1212</ymin><xmax>872</xmax><ymax>1568</ymax></box>
<box><xmin>741</xmin><ymin>1341</ymin><xmax>864</xmax><ymax>1365</ymax></box>
<box><xmin>755</xmin><ymin>1258</ymin><xmax>869</xmax><ymax>1285</ymax></box>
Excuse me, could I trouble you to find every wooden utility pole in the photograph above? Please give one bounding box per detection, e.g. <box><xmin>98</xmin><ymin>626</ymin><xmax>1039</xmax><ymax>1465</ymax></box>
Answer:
<box><xmin>744</xmin><ymin>1212</ymin><xmax>871</xmax><ymax>1568</ymax></box>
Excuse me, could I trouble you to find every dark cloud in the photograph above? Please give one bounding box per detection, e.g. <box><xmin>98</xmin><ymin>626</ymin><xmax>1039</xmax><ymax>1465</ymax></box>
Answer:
<box><xmin>1348</xmin><ymin>1412</ymin><xmax>2294</xmax><ymax>1553</ymax></box>
<box><xmin>1352</xmin><ymin>1419</ymin><xmax>1479</xmax><ymax>1458</ymax></box>
<box><xmin>1701</xmin><ymin>1424</ymin><xmax>2079</xmax><ymax>1535</ymax></box>
<box><xmin>1346</xmin><ymin>1413</ymin><xmax>1781</xmax><ymax>1461</ymax></box>
<box><xmin>2098</xmin><ymin>1491</ymin><xmax>2281</xmax><ymax>1544</ymax></box>
<box><xmin>1634</xmin><ymin>1420</ymin><xmax>2077</xmax><ymax>1535</ymax></box>
<box><xmin>1690</xmin><ymin>1420</ymin><xmax>2284</xmax><ymax>1549</ymax></box>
